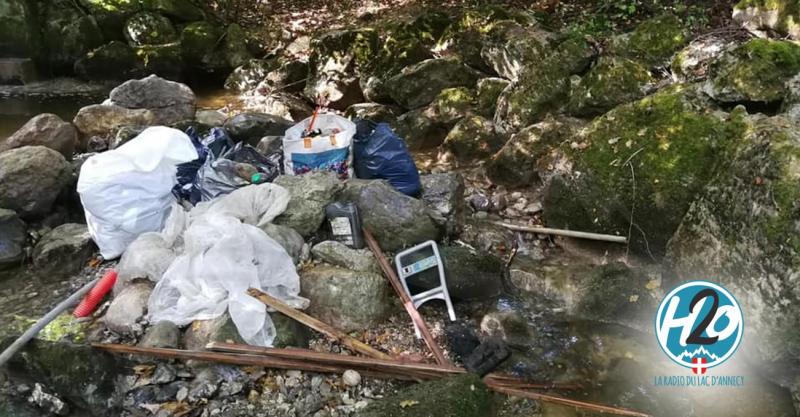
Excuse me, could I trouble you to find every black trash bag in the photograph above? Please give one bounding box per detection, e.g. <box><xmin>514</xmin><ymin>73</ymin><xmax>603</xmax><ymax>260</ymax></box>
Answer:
<box><xmin>353</xmin><ymin>119</ymin><xmax>421</xmax><ymax>196</ymax></box>
<box><xmin>194</xmin><ymin>141</ymin><xmax>283</xmax><ymax>202</ymax></box>
<box><xmin>174</xmin><ymin>127</ymin><xmax>234</xmax><ymax>204</ymax></box>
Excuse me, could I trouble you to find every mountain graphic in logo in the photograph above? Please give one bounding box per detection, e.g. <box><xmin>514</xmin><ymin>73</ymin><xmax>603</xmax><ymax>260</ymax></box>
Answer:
<box><xmin>676</xmin><ymin>346</ymin><xmax>721</xmax><ymax>362</ymax></box>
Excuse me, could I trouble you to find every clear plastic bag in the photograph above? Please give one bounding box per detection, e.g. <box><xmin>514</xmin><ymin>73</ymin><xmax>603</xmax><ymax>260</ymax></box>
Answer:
<box><xmin>146</xmin><ymin>184</ymin><xmax>307</xmax><ymax>346</ymax></box>
<box><xmin>77</xmin><ymin>127</ymin><xmax>198</xmax><ymax>259</ymax></box>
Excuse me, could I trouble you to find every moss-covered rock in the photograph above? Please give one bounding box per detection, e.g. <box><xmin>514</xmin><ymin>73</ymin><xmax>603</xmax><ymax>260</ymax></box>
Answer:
<box><xmin>671</xmin><ymin>34</ymin><xmax>738</xmax><ymax>83</ymax></box>
<box><xmin>441</xmin><ymin>115</ymin><xmax>503</xmax><ymax>161</ymax></box>
<box><xmin>224</xmin><ymin>58</ymin><xmax>278</xmax><ymax>92</ymax></box>
<box><xmin>304</xmin><ymin>28</ymin><xmax>378</xmax><ymax>109</ymax></box>
<box><xmin>480</xmin><ymin>20</ymin><xmax>554</xmax><ymax>80</ymax></box>
<box><xmin>609</xmin><ymin>14</ymin><xmax>688</xmax><ymax>67</ymax></box>
<box><xmin>124</xmin><ymin>11</ymin><xmax>177</xmax><ymax>46</ymax></box>
<box><xmin>411</xmin><ymin>246</ymin><xmax>503</xmax><ymax>300</ymax></box>
<box><xmin>0</xmin><ymin>0</ymin><xmax>40</xmax><ymax>58</ymax></box>
<box><xmin>666</xmin><ymin>115</ymin><xmax>800</xmax><ymax>370</ymax></box>
<box><xmin>734</xmin><ymin>0</ymin><xmax>800</xmax><ymax>39</ymax></box>
<box><xmin>79</xmin><ymin>0</ymin><xmax>143</xmax><ymax>40</ymax></box>
<box><xmin>566</xmin><ymin>56</ymin><xmax>653</xmax><ymax>117</ymax></box>
<box><xmin>142</xmin><ymin>0</ymin><xmax>203</xmax><ymax>21</ymax></box>
<box><xmin>494</xmin><ymin>33</ymin><xmax>596</xmax><ymax>131</ymax></box>
<box><xmin>435</xmin><ymin>5</ymin><xmax>531</xmax><ymax>71</ymax></box>
<box><xmin>359</xmin><ymin>374</ymin><xmax>492</xmax><ymax>417</ymax></box>
<box><xmin>487</xmin><ymin>115</ymin><xmax>581</xmax><ymax>187</ymax></box>
<box><xmin>134</xmin><ymin>42</ymin><xmax>183</xmax><ymax>79</ymax></box>
<box><xmin>222</xmin><ymin>23</ymin><xmax>252</xmax><ymax>69</ymax></box>
<box><xmin>75</xmin><ymin>41</ymin><xmax>143</xmax><ymax>80</ymax></box>
<box><xmin>543</xmin><ymin>85</ymin><xmax>747</xmax><ymax>256</ymax></box>
<box><xmin>180</xmin><ymin>21</ymin><xmax>223</xmax><ymax>69</ymax></box>
<box><xmin>394</xmin><ymin>87</ymin><xmax>477</xmax><ymax>150</ymax></box>
<box><xmin>344</xmin><ymin>103</ymin><xmax>402</xmax><ymax>124</ymax></box>
<box><xmin>704</xmin><ymin>38</ymin><xmax>800</xmax><ymax>103</ymax></box>
<box><xmin>42</xmin><ymin>1</ymin><xmax>105</xmax><ymax>73</ymax></box>
<box><xmin>476</xmin><ymin>77</ymin><xmax>509</xmax><ymax>118</ymax></box>
<box><xmin>386</xmin><ymin>57</ymin><xmax>480</xmax><ymax>109</ymax></box>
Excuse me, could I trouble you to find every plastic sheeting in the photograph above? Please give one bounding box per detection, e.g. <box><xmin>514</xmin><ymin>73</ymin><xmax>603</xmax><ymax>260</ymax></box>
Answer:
<box><xmin>135</xmin><ymin>184</ymin><xmax>307</xmax><ymax>346</ymax></box>
<box><xmin>77</xmin><ymin>127</ymin><xmax>198</xmax><ymax>259</ymax></box>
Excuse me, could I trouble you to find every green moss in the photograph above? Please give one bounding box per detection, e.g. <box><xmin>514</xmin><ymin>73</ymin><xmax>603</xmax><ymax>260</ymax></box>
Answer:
<box><xmin>135</xmin><ymin>42</ymin><xmax>183</xmax><ymax>78</ymax></box>
<box><xmin>545</xmin><ymin>85</ymin><xmax>747</xmax><ymax>255</ymax></box>
<box><xmin>430</xmin><ymin>87</ymin><xmax>476</xmax><ymax>123</ymax></box>
<box><xmin>39</xmin><ymin>313</ymin><xmax>88</xmax><ymax>343</ymax></box>
<box><xmin>359</xmin><ymin>374</ymin><xmax>492</xmax><ymax>417</ymax></box>
<box><xmin>620</xmin><ymin>14</ymin><xmax>688</xmax><ymax>66</ymax></box>
<box><xmin>567</xmin><ymin>56</ymin><xmax>653</xmax><ymax>116</ymax></box>
<box><xmin>310</xmin><ymin>28</ymin><xmax>379</xmax><ymax>72</ymax></box>
<box><xmin>442</xmin><ymin>115</ymin><xmax>501</xmax><ymax>160</ymax></box>
<box><xmin>711</xmin><ymin>38</ymin><xmax>800</xmax><ymax>103</ymax></box>
<box><xmin>476</xmin><ymin>78</ymin><xmax>509</xmax><ymax>118</ymax></box>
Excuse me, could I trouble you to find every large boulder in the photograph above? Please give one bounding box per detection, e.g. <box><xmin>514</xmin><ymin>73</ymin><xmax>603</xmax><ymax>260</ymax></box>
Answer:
<box><xmin>412</xmin><ymin>246</ymin><xmax>503</xmax><ymax>301</ymax></box>
<box><xmin>1</xmin><ymin>113</ymin><xmax>77</xmax><ymax>158</ymax></box>
<box><xmin>32</xmin><ymin>223</ymin><xmax>94</xmax><ymax>279</ymax></box>
<box><xmin>486</xmin><ymin>116</ymin><xmax>581</xmax><ymax>188</ymax></box>
<box><xmin>311</xmin><ymin>240</ymin><xmax>378</xmax><ymax>272</ymax></box>
<box><xmin>79</xmin><ymin>0</ymin><xmax>142</xmax><ymax>40</ymax></box>
<box><xmin>273</xmin><ymin>172</ymin><xmax>344</xmax><ymax>238</ymax></box>
<box><xmin>419</xmin><ymin>172</ymin><xmax>466</xmax><ymax>237</ymax></box>
<box><xmin>341</xmin><ymin>180</ymin><xmax>440</xmax><ymax>251</ymax></box>
<box><xmin>476</xmin><ymin>77</ymin><xmax>510</xmax><ymax>118</ymax></box>
<box><xmin>566</xmin><ymin>56</ymin><xmax>653</xmax><ymax>117</ymax></box>
<box><xmin>180</xmin><ymin>22</ymin><xmax>251</xmax><ymax>75</ymax></box>
<box><xmin>704</xmin><ymin>38</ymin><xmax>800</xmax><ymax>103</ymax></box>
<box><xmin>260</xmin><ymin>223</ymin><xmax>305</xmax><ymax>264</ymax></box>
<box><xmin>666</xmin><ymin>115</ymin><xmax>800</xmax><ymax>376</ymax></box>
<box><xmin>241</xmin><ymin>91</ymin><xmax>313</xmax><ymax>122</ymax></box>
<box><xmin>258</xmin><ymin>59</ymin><xmax>308</xmax><ymax>93</ymax></box>
<box><xmin>542</xmin><ymin>85</ymin><xmax>747</xmax><ymax>256</ymax></box>
<box><xmin>41</xmin><ymin>1</ymin><xmax>104</xmax><ymax>72</ymax></box>
<box><xmin>74</xmin><ymin>41</ymin><xmax>143</xmax><ymax>80</ymax></box>
<box><xmin>394</xmin><ymin>87</ymin><xmax>477</xmax><ymax>150</ymax></box>
<box><xmin>441</xmin><ymin>115</ymin><xmax>503</xmax><ymax>162</ymax></box>
<box><xmin>224</xmin><ymin>58</ymin><xmax>278</xmax><ymax>92</ymax></box>
<box><xmin>133</xmin><ymin>42</ymin><xmax>184</xmax><ymax>80</ymax></box>
<box><xmin>72</xmin><ymin>104</ymin><xmax>156</xmax><ymax>142</ymax></box>
<box><xmin>360</xmin><ymin>374</ymin><xmax>492</xmax><ymax>417</ymax></box>
<box><xmin>0</xmin><ymin>209</ymin><xmax>25</xmax><ymax>270</ymax></box>
<box><xmin>124</xmin><ymin>11</ymin><xmax>177</xmax><ymax>46</ymax></box>
<box><xmin>509</xmin><ymin>257</ymin><xmax>662</xmax><ymax>331</ymax></box>
<box><xmin>608</xmin><ymin>14</ymin><xmax>689</xmax><ymax>67</ymax></box>
<box><xmin>303</xmin><ymin>29</ymin><xmax>379</xmax><ymax>109</ymax></box>
<box><xmin>300</xmin><ymin>265</ymin><xmax>392</xmax><ymax>332</ymax></box>
<box><xmin>733</xmin><ymin>0</ymin><xmax>800</xmax><ymax>40</ymax></box>
<box><xmin>385</xmin><ymin>57</ymin><xmax>480</xmax><ymax>109</ymax></box>
<box><xmin>0</xmin><ymin>0</ymin><xmax>39</xmax><ymax>58</ymax></box>
<box><xmin>223</xmin><ymin>112</ymin><xmax>293</xmax><ymax>145</ymax></box>
<box><xmin>480</xmin><ymin>20</ymin><xmax>554</xmax><ymax>81</ymax></box>
<box><xmin>494</xmin><ymin>33</ymin><xmax>596</xmax><ymax>131</ymax></box>
<box><xmin>344</xmin><ymin>103</ymin><xmax>402</xmax><ymax>125</ymax></box>
<box><xmin>0</xmin><ymin>146</ymin><xmax>71</xmax><ymax>218</ymax></box>
<box><xmin>142</xmin><ymin>0</ymin><xmax>204</xmax><ymax>22</ymax></box>
<box><xmin>671</xmin><ymin>33</ymin><xmax>739</xmax><ymax>83</ymax></box>
<box><xmin>109</xmin><ymin>75</ymin><xmax>196</xmax><ymax>125</ymax></box>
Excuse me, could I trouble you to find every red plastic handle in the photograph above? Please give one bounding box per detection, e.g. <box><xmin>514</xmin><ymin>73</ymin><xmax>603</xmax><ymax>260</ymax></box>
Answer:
<box><xmin>73</xmin><ymin>270</ymin><xmax>118</xmax><ymax>318</ymax></box>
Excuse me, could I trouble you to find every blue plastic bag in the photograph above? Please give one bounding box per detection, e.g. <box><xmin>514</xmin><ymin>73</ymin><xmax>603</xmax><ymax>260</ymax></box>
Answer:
<box><xmin>353</xmin><ymin>120</ymin><xmax>421</xmax><ymax>196</ymax></box>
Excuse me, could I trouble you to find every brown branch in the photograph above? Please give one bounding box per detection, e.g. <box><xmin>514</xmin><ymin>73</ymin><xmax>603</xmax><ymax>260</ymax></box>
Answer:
<box><xmin>487</xmin><ymin>384</ymin><xmax>651</xmax><ymax>417</ymax></box>
<box><xmin>246</xmin><ymin>288</ymin><xmax>392</xmax><ymax>361</ymax></box>
<box><xmin>362</xmin><ymin>229</ymin><xmax>450</xmax><ymax>367</ymax></box>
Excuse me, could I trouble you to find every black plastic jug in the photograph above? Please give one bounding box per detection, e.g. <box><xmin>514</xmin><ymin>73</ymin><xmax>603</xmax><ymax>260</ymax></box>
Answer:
<box><xmin>325</xmin><ymin>202</ymin><xmax>364</xmax><ymax>249</ymax></box>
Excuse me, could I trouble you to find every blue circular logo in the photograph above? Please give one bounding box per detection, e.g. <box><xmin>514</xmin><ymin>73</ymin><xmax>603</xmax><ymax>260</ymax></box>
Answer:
<box><xmin>655</xmin><ymin>281</ymin><xmax>743</xmax><ymax>369</ymax></box>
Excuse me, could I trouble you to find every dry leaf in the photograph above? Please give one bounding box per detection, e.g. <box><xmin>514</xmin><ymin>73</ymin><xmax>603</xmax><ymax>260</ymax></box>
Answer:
<box><xmin>399</xmin><ymin>400</ymin><xmax>419</xmax><ymax>408</ymax></box>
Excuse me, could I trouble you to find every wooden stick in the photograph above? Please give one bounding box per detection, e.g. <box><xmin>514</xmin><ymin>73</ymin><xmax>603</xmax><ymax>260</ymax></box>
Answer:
<box><xmin>488</xmin><ymin>384</ymin><xmax>651</xmax><ymax>417</ymax></box>
<box><xmin>93</xmin><ymin>343</ymin><xmax>416</xmax><ymax>381</ymax></box>
<box><xmin>246</xmin><ymin>288</ymin><xmax>392</xmax><ymax>361</ymax></box>
<box><xmin>491</xmin><ymin>221</ymin><xmax>628</xmax><ymax>244</ymax></box>
<box><xmin>207</xmin><ymin>342</ymin><xmax>579</xmax><ymax>391</ymax></box>
<box><xmin>362</xmin><ymin>229</ymin><xmax>450</xmax><ymax>367</ymax></box>
<box><xmin>95</xmin><ymin>343</ymin><xmax>645</xmax><ymax>416</ymax></box>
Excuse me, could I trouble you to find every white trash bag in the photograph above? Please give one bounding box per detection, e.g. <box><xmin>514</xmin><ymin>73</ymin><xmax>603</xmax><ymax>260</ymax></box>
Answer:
<box><xmin>283</xmin><ymin>113</ymin><xmax>356</xmax><ymax>179</ymax></box>
<box><xmin>77</xmin><ymin>127</ymin><xmax>198</xmax><ymax>259</ymax></box>
<box><xmin>147</xmin><ymin>184</ymin><xmax>308</xmax><ymax>347</ymax></box>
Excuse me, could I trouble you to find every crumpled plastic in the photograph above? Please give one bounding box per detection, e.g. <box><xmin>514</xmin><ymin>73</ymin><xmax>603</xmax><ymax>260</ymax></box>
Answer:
<box><xmin>133</xmin><ymin>183</ymin><xmax>307</xmax><ymax>346</ymax></box>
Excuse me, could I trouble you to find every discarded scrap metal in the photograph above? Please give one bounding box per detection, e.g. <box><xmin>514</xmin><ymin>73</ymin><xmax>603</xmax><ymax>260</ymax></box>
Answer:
<box><xmin>247</xmin><ymin>288</ymin><xmax>392</xmax><ymax>361</ymax></box>
<box><xmin>363</xmin><ymin>228</ymin><xmax>450</xmax><ymax>367</ymax></box>
<box><xmin>95</xmin><ymin>343</ymin><xmax>648</xmax><ymax>417</ymax></box>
